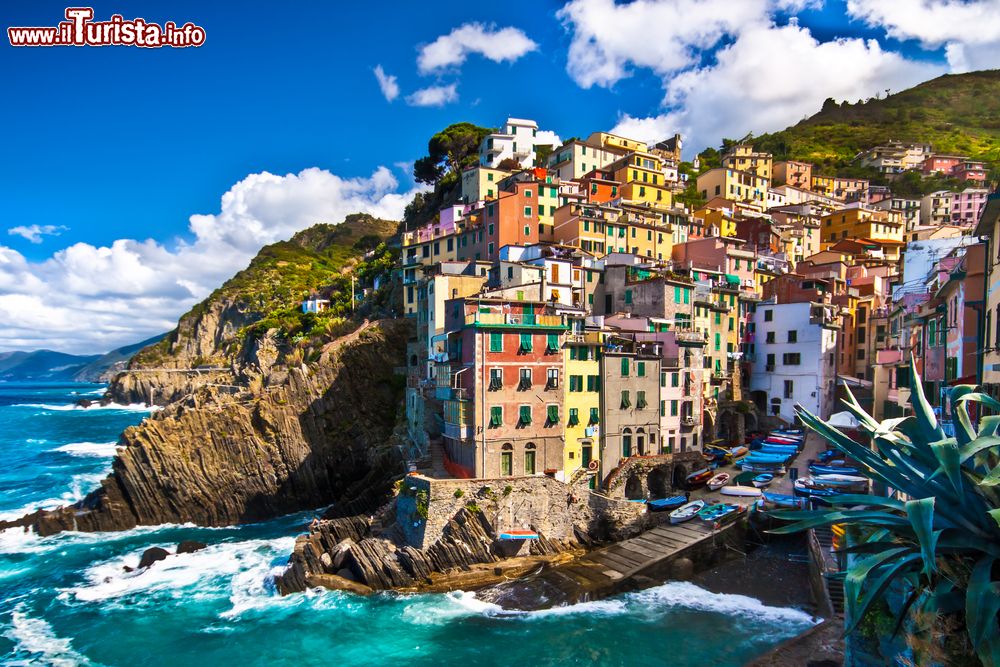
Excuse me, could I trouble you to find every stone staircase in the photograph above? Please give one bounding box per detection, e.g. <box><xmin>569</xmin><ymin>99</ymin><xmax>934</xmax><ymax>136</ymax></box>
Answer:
<box><xmin>429</xmin><ymin>438</ymin><xmax>446</xmax><ymax>477</ymax></box>
<box><xmin>814</xmin><ymin>526</ymin><xmax>845</xmax><ymax>617</ymax></box>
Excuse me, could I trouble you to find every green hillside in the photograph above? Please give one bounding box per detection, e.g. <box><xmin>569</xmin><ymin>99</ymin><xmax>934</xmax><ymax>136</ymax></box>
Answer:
<box><xmin>752</xmin><ymin>70</ymin><xmax>1000</xmax><ymax>186</ymax></box>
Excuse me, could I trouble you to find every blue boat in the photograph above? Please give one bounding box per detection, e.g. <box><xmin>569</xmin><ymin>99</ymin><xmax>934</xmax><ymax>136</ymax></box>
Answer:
<box><xmin>752</xmin><ymin>473</ymin><xmax>774</xmax><ymax>488</ymax></box>
<box><xmin>762</xmin><ymin>492</ymin><xmax>808</xmax><ymax>509</ymax></box>
<box><xmin>697</xmin><ymin>503</ymin><xmax>741</xmax><ymax>524</ymax></box>
<box><xmin>746</xmin><ymin>452</ymin><xmax>792</xmax><ymax>464</ymax></box>
<box><xmin>647</xmin><ymin>495</ymin><xmax>688</xmax><ymax>512</ymax></box>
<box><xmin>809</xmin><ymin>463</ymin><xmax>860</xmax><ymax>476</ymax></box>
<box><xmin>759</xmin><ymin>444</ymin><xmax>798</xmax><ymax>454</ymax></box>
<box><xmin>817</xmin><ymin>450</ymin><xmax>843</xmax><ymax>463</ymax></box>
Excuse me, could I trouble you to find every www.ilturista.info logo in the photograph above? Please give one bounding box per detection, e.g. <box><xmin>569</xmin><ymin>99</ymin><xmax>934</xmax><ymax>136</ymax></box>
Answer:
<box><xmin>8</xmin><ymin>7</ymin><xmax>205</xmax><ymax>48</ymax></box>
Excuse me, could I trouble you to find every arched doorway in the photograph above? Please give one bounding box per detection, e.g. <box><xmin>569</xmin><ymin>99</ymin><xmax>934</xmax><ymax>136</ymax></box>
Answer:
<box><xmin>624</xmin><ymin>473</ymin><xmax>643</xmax><ymax>500</ymax></box>
<box><xmin>622</xmin><ymin>428</ymin><xmax>633</xmax><ymax>459</ymax></box>
<box><xmin>636</xmin><ymin>428</ymin><xmax>646</xmax><ymax>456</ymax></box>
<box><xmin>672</xmin><ymin>463</ymin><xmax>688</xmax><ymax>490</ymax></box>
<box><xmin>500</xmin><ymin>443</ymin><xmax>513</xmax><ymax>477</ymax></box>
<box><xmin>524</xmin><ymin>443</ymin><xmax>537</xmax><ymax>475</ymax></box>
<box><xmin>648</xmin><ymin>467</ymin><xmax>670</xmax><ymax>498</ymax></box>
<box><xmin>750</xmin><ymin>390</ymin><xmax>767</xmax><ymax>413</ymax></box>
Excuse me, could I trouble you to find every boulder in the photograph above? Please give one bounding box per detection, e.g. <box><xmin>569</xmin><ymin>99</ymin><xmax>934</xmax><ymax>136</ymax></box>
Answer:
<box><xmin>138</xmin><ymin>546</ymin><xmax>170</xmax><ymax>569</ymax></box>
<box><xmin>176</xmin><ymin>540</ymin><xmax>207</xmax><ymax>554</ymax></box>
<box><xmin>670</xmin><ymin>557</ymin><xmax>694</xmax><ymax>580</ymax></box>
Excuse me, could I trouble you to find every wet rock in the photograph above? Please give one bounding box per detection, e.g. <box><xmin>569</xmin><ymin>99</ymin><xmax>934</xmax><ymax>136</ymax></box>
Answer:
<box><xmin>138</xmin><ymin>546</ymin><xmax>170</xmax><ymax>569</ymax></box>
<box><xmin>176</xmin><ymin>540</ymin><xmax>207</xmax><ymax>554</ymax></box>
<box><xmin>75</xmin><ymin>399</ymin><xmax>93</xmax><ymax>409</ymax></box>
<box><xmin>671</xmin><ymin>557</ymin><xmax>694</xmax><ymax>580</ymax></box>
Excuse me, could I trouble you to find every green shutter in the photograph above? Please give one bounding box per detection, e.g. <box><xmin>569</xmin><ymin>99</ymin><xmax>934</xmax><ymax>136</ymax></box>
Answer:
<box><xmin>621</xmin><ymin>357</ymin><xmax>629</xmax><ymax>376</ymax></box>
<box><xmin>490</xmin><ymin>332</ymin><xmax>503</xmax><ymax>352</ymax></box>
<box><xmin>672</xmin><ymin>372</ymin><xmax>679</xmax><ymax>387</ymax></box>
<box><xmin>547</xmin><ymin>334</ymin><xmax>559</xmax><ymax>352</ymax></box>
<box><xmin>637</xmin><ymin>361</ymin><xmax>645</xmax><ymax>377</ymax></box>
<box><xmin>625</xmin><ymin>289</ymin><xmax>632</xmax><ymax>304</ymax></box>
<box><xmin>568</xmin><ymin>408</ymin><xmax>580</xmax><ymax>426</ymax></box>
<box><xmin>637</xmin><ymin>391</ymin><xmax>647</xmax><ymax>409</ymax></box>
<box><xmin>490</xmin><ymin>406</ymin><xmax>502</xmax><ymax>427</ymax></box>
<box><xmin>671</xmin><ymin>400</ymin><xmax>678</xmax><ymax>416</ymax></box>
<box><xmin>519</xmin><ymin>405</ymin><xmax>532</xmax><ymax>424</ymax></box>
<box><xmin>520</xmin><ymin>333</ymin><xmax>533</xmax><ymax>352</ymax></box>
<box><xmin>547</xmin><ymin>405</ymin><xmax>559</xmax><ymax>424</ymax></box>
<box><xmin>620</xmin><ymin>391</ymin><xmax>631</xmax><ymax>409</ymax></box>
<box><xmin>589</xmin><ymin>408</ymin><xmax>600</xmax><ymax>424</ymax></box>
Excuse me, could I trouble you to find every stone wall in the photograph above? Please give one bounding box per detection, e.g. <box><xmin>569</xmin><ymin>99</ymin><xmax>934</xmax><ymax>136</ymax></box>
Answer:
<box><xmin>396</xmin><ymin>474</ymin><xmax>648</xmax><ymax>552</ymax></box>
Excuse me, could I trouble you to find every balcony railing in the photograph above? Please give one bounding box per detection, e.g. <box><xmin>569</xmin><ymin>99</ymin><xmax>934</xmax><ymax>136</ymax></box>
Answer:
<box><xmin>465</xmin><ymin>312</ymin><xmax>565</xmax><ymax>327</ymax></box>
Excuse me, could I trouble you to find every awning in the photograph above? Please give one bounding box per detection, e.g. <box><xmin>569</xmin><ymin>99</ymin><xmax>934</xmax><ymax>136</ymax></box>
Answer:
<box><xmin>725</xmin><ymin>274</ymin><xmax>740</xmax><ymax>284</ymax></box>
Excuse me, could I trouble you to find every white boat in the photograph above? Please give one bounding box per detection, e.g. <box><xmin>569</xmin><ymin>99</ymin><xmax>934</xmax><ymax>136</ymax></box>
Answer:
<box><xmin>669</xmin><ymin>500</ymin><xmax>706</xmax><ymax>524</ymax></box>
<box><xmin>720</xmin><ymin>485</ymin><xmax>763</xmax><ymax>498</ymax></box>
<box><xmin>706</xmin><ymin>472</ymin><xmax>731</xmax><ymax>490</ymax></box>
<box><xmin>813</xmin><ymin>473</ymin><xmax>868</xmax><ymax>485</ymax></box>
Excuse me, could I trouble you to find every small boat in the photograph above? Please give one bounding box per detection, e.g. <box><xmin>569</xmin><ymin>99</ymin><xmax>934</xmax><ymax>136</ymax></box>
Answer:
<box><xmin>767</xmin><ymin>434</ymin><xmax>803</xmax><ymax>443</ymax></box>
<box><xmin>727</xmin><ymin>446</ymin><xmax>749</xmax><ymax>460</ymax></box>
<box><xmin>752</xmin><ymin>473</ymin><xmax>774</xmax><ymax>488</ymax></box>
<box><xmin>813</xmin><ymin>473</ymin><xmax>868</xmax><ymax>486</ymax></box>
<box><xmin>759</xmin><ymin>444</ymin><xmax>798</xmax><ymax>455</ymax></box>
<box><xmin>773</xmin><ymin>428</ymin><xmax>804</xmax><ymax>437</ymax></box>
<box><xmin>698</xmin><ymin>503</ymin><xmax>741</xmax><ymax>524</ymax></box>
<box><xmin>707</xmin><ymin>472</ymin><xmax>731</xmax><ymax>490</ymax></box>
<box><xmin>670</xmin><ymin>500</ymin><xmax>706</xmax><ymax>524</ymax></box>
<box><xmin>762</xmin><ymin>492</ymin><xmax>807</xmax><ymax>509</ymax></box>
<box><xmin>499</xmin><ymin>530</ymin><xmax>539</xmax><ymax>540</ymax></box>
<box><xmin>685</xmin><ymin>467</ymin><xmax>713</xmax><ymax>489</ymax></box>
<box><xmin>793</xmin><ymin>478</ymin><xmax>843</xmax><ymax>498</ymax></box>
<box><xmin>647</xmin><ymin>495</ymin><xmax>687</xmax><ymax>512</ymax></box>
<box><xmin>809</xmin><ymin>463</ymin><xmax>860</xmax><ymax>476</ymax></box>
<box><xmin>720</xmin><ymin>485</ymin><xmax>762</xmax><ymax>498</ymax></box>
<box><xmin>741</xmin><ymin>462</ymin><xmax>786</xmax><ymax>475</ymax></box>
<box><xmin>746</xmin><ymin>453</ymin><xmax>792</xmax><ymax>464</ymax></box>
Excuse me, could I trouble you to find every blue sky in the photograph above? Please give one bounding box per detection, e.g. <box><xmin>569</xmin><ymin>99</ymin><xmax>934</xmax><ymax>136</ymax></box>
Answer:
<box><xmin>2</xmin><ymin>0</ymin><xmax>997</xmax><ymax>352</ymax></box>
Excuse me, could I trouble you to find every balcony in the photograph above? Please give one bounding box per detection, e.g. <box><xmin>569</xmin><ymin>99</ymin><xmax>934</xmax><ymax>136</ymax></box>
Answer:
<box><xmin>680</xmin><ymin>416</ymin><xmax>696</xmax><ymax>428</ymax></box>
<box><xmin>465</xmin><ymin>312</ymin><xmax>566</xmax><ymax>328</ymax></box>
<box><xmin>565</xmin><ymin>331</ymin><xmax>603</xmax><ymax>345</ymax></box>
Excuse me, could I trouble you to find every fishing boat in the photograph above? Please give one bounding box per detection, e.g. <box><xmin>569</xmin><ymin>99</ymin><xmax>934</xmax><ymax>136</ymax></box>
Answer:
<box><xmin>707</xmin><ymin>472</ymin><xmax>731</xmax><ymax>490</ymax></box>
<box><xmin>720</xmin><ymin>485</ymin><xmax>762</xmax><ymax>498</ymax></box>
<box><xmin>697</xmin><ymin>503</ymin><xmax>741</xmax><ymax>524</ymax></box>
<box><xmin>499</xmin><ymin>530</ymin><xmax>539</xmax><ymax>540</ymax></box>
<box><xmin>726</xmin><ymin>446</ymin><xmax>750</xmax><ymax>462</ymax></box>
<box><xmin>669</xmin><ymin>500</ymin><xmax>706</xmax><ymax>524</ymax></box>
<box><xmin>767</xmin><ymin>432</ymin><xmax>803</xmax><ymax>441</ymax></box>
<box><xmin>813</xmin><ymin>473</ymin><xmax>868</xmax><ymax>486</ymax></box>
<box><xmin>746</xmin><ymin>452</ymin><xmax>792</xmax><ymax>464</ymax></box>
<box><xmin>759</xmin><ymin>444</ymin><xmax>798</xmax><ymax>455</ymax></box>
<box><xmin>773</xmin><ymin>428</ymin><xmax>804</xmax><ymax>437</ymax></box>
<box><xmin>647</xmin><ymin>495</ymin><xmax>688</xmax><ymax>512</ymax></box>
<box><xmin>793</xmin><ymin>478</ymin><xmax>843</xmax><ymax>498</ymax></box>
<box><xmin>685</xmin><ymin>467</ymin><xmax>713</xmax><ymax>489</ymax></box>
<box><xmin>761</xmin><ymin>492</ymin><xmax>807</xmax><ymax>509</ymax></box>
<box><xmin>741</xmin><ymin>461</ymin><xmax>786</xmax><ymax>475</ymax></box>
<box><xmin>809</xmin><ymin>463</ymin><xmax>860</xmax><ymax>476</ymax></box>
<box><xmin>764</xmin><ymin>437</ymin><xmax>801</xmax><ymax>447</ymax></box>
<box><xmin>752</xmin><ymin>473</ymin><xmax>774</xmax><ymax>488</ymax></box>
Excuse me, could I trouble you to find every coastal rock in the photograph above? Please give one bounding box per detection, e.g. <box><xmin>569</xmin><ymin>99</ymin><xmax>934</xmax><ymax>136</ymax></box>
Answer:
<box><xmin>139</xmin><ymin>547</ymin><xmax>170</xmax><ymax>569</ymax></box>
<box><xmin>176</xmin><ymin>540</ymin><xmax>207</xmax><ymax>554</ymax></box>
<box><xmin>670</xmin><ymin>557</ymin><xmax>694</xmax><ymax>580</ymax></box>
<box><xmin>4</xmin><ymin>319</ymin><xmax>411</xmax><ymax>537</ymax></box>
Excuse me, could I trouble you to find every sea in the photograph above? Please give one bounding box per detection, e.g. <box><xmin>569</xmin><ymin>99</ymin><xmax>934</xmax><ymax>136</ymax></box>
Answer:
<box><xmin>0</xmin><ymin>382</ymin><xmax>817</xmax><ymax>666</ymax></box>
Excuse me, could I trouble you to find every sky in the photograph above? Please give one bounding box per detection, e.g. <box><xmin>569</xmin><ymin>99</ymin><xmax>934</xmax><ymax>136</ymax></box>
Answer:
<box><xmin>2</xmin><ymin>0</ymin><xmax>1000</xmax><ymax>354</ymax></box>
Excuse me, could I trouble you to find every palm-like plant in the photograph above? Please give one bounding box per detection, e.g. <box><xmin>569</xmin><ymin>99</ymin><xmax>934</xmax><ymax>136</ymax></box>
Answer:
<box><xmin>769</xmin><ymin>358</ymin><xmax>1000</xmax><ymax>665</ymax></box>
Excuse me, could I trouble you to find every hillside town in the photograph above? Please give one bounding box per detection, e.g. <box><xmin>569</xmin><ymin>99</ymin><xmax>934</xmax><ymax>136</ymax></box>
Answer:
<box><xmin>386</xmin><ymin>117</ymin><xmax>997</xmax><ymax>494</ymax></box>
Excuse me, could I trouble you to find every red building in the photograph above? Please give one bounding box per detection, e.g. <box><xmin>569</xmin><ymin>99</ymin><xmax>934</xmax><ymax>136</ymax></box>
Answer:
<box><xmin>442</xmin><ymin>297</ymin><xmax>568</xmax><ymax>478</ymax></box>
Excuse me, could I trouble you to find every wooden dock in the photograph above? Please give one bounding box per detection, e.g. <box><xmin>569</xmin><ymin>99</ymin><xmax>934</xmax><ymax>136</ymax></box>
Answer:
<box><xmin>481</xmin><ymin>505</ymin><xmax>751</xmax><ymax>610</ymax></box>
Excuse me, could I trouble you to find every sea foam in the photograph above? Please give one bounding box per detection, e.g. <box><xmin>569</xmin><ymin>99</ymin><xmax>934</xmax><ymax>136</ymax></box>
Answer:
<box><xmin>14</xmin><ymin>402</ymin><xmax>157</xmax><ymax>413</ymax></box>
<box><xmin>52</xmin><ymin>441</ymin><xmax>120</xmax><ymax>458</ymax></box>
<box><xmin>3</xmin><ymin>604</ymin><xmax>93</xmax><ymax>667</ymax></box>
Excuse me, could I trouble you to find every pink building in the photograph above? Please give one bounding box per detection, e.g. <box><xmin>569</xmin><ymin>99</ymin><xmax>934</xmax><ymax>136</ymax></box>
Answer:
<box><xmin>955</xmin><ymin>161</ymin><xmax>987</xmax><ymax>184</ymax></box>
<box><xmin>671</xmin><ymin>236</ymin><xmax>756</xmax><ymax>287</ymax></box>
<box><xmin>921</xmin><ymin>155</ymin><xmax>963</xmax><ymax>176</ymax></box>
<box><xmin>951</xmin><ymin>188</ymin><xmax>989</xmax><ymax>225</ymax></box>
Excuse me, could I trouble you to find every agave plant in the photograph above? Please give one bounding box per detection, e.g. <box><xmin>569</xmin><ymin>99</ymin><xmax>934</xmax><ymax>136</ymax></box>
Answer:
<box><xmin>769</xmin><ymin>358</ymin><xmax>1000</xmax><ymax>665</ymax></box>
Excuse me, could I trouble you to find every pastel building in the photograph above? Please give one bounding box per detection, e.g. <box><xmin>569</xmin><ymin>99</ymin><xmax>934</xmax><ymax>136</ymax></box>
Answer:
<box><xmin>547</xmin><ymin>140</ymin><xmax>623</xmax><ymax>181</ymax></box>
<box><xmin>480</xmin><ymin>118</ymin><xmax>540</xmax><ymax>169</ymax></box>
<box><xmin>697</xmin><ymin>168</ymin><xmax>770</xmax><ymax>207</ymax></box>
<box><xmin>773</xmin><ymin>160</ymin><xmax>812</xmax><ymax>189</ymax></box>
<box><xmin>950</xmin><ymin>188</ymin><xmax>989</xmax><ymax>226</ymax></box>
<box><xmin>562</xmin><ymin>331</ymin><xmax>603</xmax><ymax>482</ymax></box>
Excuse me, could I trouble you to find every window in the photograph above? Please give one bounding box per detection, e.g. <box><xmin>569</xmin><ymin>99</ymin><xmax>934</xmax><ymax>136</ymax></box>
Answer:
<box><xmin>671</xmin><ymin>372</ymin><xmax>679</xmax><ymax>387</ymax></box>
<box><xmin>524</xmin><ymin>225</ymin><xmax>531</xmax><ymax>236</ymax></box>
<box><xmin>524</xmin><ymin>188</ymin><xmax>533</xmax><ymax>198</ymax></box>
<box><xmin>587</xmin><ymin>375</ymin><xmax>600</xmax><ymax>392</ymax></box>
<box><xmin>671</xmin><ymin>400</ymin><xmax>678</xmax><ymax>416</ymax></box>
<box><xmin>637</xmin><ymin>361</ymin><xmax>646</xmax><ymax>377</ymax></box>
<box><xmin>660</xmin><ymin>400</ymin><xmax>666</xmax><ymax>417</ymax></box>
<box><xmin>621</xmin><ymin>357</ymin><xmax>629</xmax><ymax>376</ymax></box>
<box><xmin>637</xmin><ymin>391</ymin><xmax>647</xmax><ymax>409</ymax></box>
<box><xmin>620</xmin><ymin>390</ymin><xmax>631</xmax><ymax>409</ymax></box>
<box><xmin>489</xmin><ymin>406</ymin><xmax>503</xmax><ymax>427</ymax></box>
<box><xmin>788</xmin><ymin>330</ymin><xmax>797</xmax><ymax>343</ymax></box>
<box><xmin>569</xmin><ymin>375</ymin><xmax>582</xmax><ymax>392</ymax></box>
<box><xmin>490</xmin><ymin>332</ymin><xmax>503</xmax><ymax>352</ymax></box>
<box><xmin>518</xmin><ymin>405</ymin><xmax>532</xmax><ymax>425</ymax></box>
<box><xmin>783</xmin><ymin>353</ymin><xmax>801</xmax><ymax>365</ymax></box>
<box><xmin>625</xmin><ymin>289</ymin><xmax>632</xmax><ymax>304</ymax></box>
<box><xmin>766</xmin><ymin>331</ymin><xmax>775</xmax><ymax>344</ymax></box>
<box><xmin>766</xmin><ymin>353</ymin><xmax>775</xmax><ymax>368</ymax></box>
<box><xmin>519</xmin><ymin>368</ymin><xmax>532</xmax><ymax>390</ymax></box>
<box><xmin>568</xmin><ymin>408</ymin><xmax>580</xmax><ymax>426</ymax></box>
<box><xmin>524</xmin><ymin>444</ymin><xmax>536</xmax><ymax>474</ymax></box>
<box><xmin>489</xmin><ymin>368</ymin><xmax>503</xmax><ymax>391</ymax></box>
<box><xmin>764</xmin><ymin>309</ymin><xmax>773</xmax><ymax>322</ymax></box>
<box><xmin>519</xmin><ymin>334</ymin><xmax>533</xmax><ymax>353</ymax></box>
<box><xmin>501</xmin><ymin>444</ymin><xmax>513</xmax><ymax>476</ymax></box>
<box><xmin>546</xmin><ymin>334</ymin><xmax>559</xmax><ymax>353</ymax></box>
<box><xmin>546</xmin><ymin>368</ymin><xmax>559</xmax><ymax>388</ymax></box>
<box><xmin>856</xmin><ymin>349</ymin><xmax>865</xmax><ymax>359</ymax></box>
<box><xmin>546</xmin><ymin>405</ymin><xmax>559</xmax><ymax>426</ymax></box>
<box><xmin>589</xmin><ymin>407</ymin><xmax>600</xmax><ymax>424</ymax></box>
<box><xmin>783</xmin><ymin>380</ymin><xmax>794</xmax><ymax>399</ymax></box>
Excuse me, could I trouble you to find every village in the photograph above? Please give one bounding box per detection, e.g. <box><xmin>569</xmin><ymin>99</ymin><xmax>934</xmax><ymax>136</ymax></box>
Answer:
<box><xmin>359</xmin><ymin>117</ymin><xmax>998</xmax><ymax>500</ymax></box>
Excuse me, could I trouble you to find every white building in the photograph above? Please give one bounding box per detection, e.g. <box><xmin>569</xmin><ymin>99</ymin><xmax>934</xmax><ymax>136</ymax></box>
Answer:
<box><xmin>919</xmin><ymin>190</ymin><xmax>953</xmax><ymax>227</ymax></box>
<box><xmin>873</xmin><ymin>196</ymin><xmax>920</xmax><ymax>231</ymax></box>
<box><xmin>750</xmin><ymin>301</ymin><xmax>839</xmax><ymax>423</ymax></box>
<box><xmin>480</xmin><ymin>118</ymin><xmax>539</xmax><ymax>169</ymax></box>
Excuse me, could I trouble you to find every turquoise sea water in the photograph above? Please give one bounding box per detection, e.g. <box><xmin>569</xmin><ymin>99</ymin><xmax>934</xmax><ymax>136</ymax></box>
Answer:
<box><xmin>0</xmin><ymin>383</ymin><xmax>817</xmax><ymax>666</ymax></box>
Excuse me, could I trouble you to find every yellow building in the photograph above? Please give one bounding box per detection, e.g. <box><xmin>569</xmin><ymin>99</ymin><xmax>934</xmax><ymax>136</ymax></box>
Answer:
<box><xmin>563</xmin><ymin>331</ymin><xmax>603</xmax><ymax>479</ymax></box>
<box><xmin>460</xmin><ymin>166</ymin><xmax>512</xmax><ymax>203</ymax></box>
<box><xmin>696</xmin><ymin>168</ymin><xmax>770</xmax><ymax>207</ymax></box>
<box><xmin>820</xmin><ymin>206</ymin><xmax>904</xmax><ymax>246</ymax></box>
<box><xmin>546</xmin><ymin>140</ymin><xmax>623</xmax><ymax>181</ymax></box>
<box><xmin>587</xmin><ymin>131</ymin><xmax>646</xmax><ymax>153</ymax></box>
<box><xmin>722</xmin><ymin>144</ymin><xmax>772</xmax><ymax>181</ymax></box>
<box><xmin>693</xmin><ymin>206</ymin><xmax>738</xmax><ymax>238</ymax></box>
<box><xmin>607</xmin><ymin>152</ymin><xmax>674</xmax><ymax>209</ymax></box>
<box><xmin>552</xmin><ymin>201</ymin><xmax>678</xmax><ymax>261</ymax></box>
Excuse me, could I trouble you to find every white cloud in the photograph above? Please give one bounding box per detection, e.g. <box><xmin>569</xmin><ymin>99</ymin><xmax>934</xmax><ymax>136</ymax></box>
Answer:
<box><xmin>406</xmin><ymin>83</ymin><xmax>459</xmax><ymax>107</ymax></box>
<box><xmin>417</xmin><ymin>23</ymin><xmax>538</xmax><ymax>74</ymax></box>
<box><xmin>0</xmin><ymin>167</ymin><xmax>427</xmax><ymax>354</ymax></box>
<box><xmin>373</xmin><ymin>65</ymin><xmax>400</xmax><ymax>102</ymax></box>
<box><xmin>847</xmin><ymin>0</ymin><xmax>1000</xmax><ymax>73</ymax></box>
<box><xmin>614</xmin><ymin>22</ymin><xmax>942</xmax><ymax>151</ymax></box>
<box><xmin>7</xmin><ymin>224</ymin><xmax>68</xmax><ymax>244</ymax></box>
<box><xmin>534</xmin><ymin>130</ymin><xmax>562</xmax><ymax>146</ymax></box>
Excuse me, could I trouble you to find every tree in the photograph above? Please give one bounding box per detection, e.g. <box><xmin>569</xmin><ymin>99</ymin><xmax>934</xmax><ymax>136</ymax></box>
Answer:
<box><xmin>770</xmin><ymin>359</ymin><xmax>1000</xmax><ymax>665</ymax></box>
<box><xmin>413</xmin><ymin>122</ymin><xmax>494</xmax><ymax>185</ymax></box>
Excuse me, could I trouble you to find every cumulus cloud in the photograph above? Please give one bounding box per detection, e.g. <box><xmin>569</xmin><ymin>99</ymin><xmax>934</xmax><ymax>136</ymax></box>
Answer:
<box><xmin>558</xmin><ymin>0</ymin><xmax>953</xmax><ymax>152</ymax></box>
<box><xmin>417</xmin><ymin>23</ymin><xmax>538</xmax><ymax>74</ymax></box>
<box><xmin>0</xmin><ymin>167</ymin><xmax>426</xmax><ymax>354</ymax></box>
<box><xmin>534</xmin><ymin>129</ymin><xmax>562</xmax><ymax>147</ymax></box>
<box><xmin>847</xmin><ymin>0</ymin><xmax>1000</xmax><ymax>72</ymax></box>
<box><xmin>613</xmin><ymin>22</ymin><xmax>941</xmax><ymax>149</ymax></box>
<box><xmin>373</xmin><ymin>65</ymin><xmax>400</xmax><ymax>102</ymax></box>
<box><xmin>406</xmin><ymin>83</ymin><xmax>459</xmax><ymax>107</ymax></box>
<box><xmin>7</xmin><ymin>224</ymin><xmax>68</xmax><ymax>243</ymax></box>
